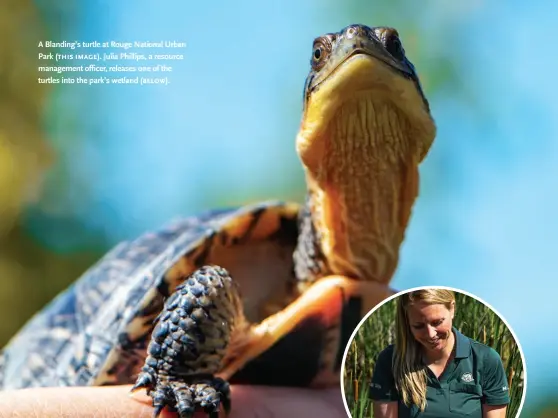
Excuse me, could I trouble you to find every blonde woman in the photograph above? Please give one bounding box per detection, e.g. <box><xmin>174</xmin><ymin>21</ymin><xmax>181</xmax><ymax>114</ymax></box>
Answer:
<box><xmin>369</xmin><ymin>289</ymin><xmax>509</xmax><ymax>418</ymax></box>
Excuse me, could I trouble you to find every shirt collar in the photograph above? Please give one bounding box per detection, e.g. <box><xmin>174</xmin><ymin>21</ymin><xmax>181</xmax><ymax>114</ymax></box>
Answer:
<box><xmin>453</xmin><ymin>326</ymin><xmax>471</xmax><ymax>359</ymax></box>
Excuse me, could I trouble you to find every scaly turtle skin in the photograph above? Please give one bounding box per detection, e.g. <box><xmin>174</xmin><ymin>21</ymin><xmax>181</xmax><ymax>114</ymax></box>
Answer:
<box><xmin>0</xmin><ymin>24</ymin><xmax>436</xmax><ymax>417</ymax></box>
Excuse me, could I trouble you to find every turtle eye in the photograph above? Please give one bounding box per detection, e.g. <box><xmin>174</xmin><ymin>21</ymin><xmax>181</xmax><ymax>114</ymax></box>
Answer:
<box><xmin>346</xmin><ymin>26</ymin><xmax>358</xmax><ymax>39</ymax></box>
<box><xmin>384</xmin><ymin>32</ymin><xmax>405</xmax><ymax>61</ymax></box>
<box><xmin>311</xmin><ymin>37</ymin><xmax>331</xmax><ymax>70</ymax></box>
<box><xmin>313</xmin><ymin>46</ymin><xmax>323</xmax><ymax>61</ymax></box>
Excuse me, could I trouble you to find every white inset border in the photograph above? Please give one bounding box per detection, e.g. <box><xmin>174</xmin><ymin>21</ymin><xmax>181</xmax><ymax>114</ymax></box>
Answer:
<box><xmin>339</xmin><ymin>285</ymin><xmax>527</xmax><ymax>418</ymax></box>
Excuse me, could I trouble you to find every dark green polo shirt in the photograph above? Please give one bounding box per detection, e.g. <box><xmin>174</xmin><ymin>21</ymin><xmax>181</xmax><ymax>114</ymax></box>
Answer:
<box><xmin>369</xmin><ymin>328</ymin><xmax>510</xmax><ymax>418</ymax></box>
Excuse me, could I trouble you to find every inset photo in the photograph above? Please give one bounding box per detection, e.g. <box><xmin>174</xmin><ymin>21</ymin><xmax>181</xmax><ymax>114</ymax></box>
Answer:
<box><xmin>341</xmin><ymin>287</ymin><xmax>526</xmax><ymax>418</ymax></box>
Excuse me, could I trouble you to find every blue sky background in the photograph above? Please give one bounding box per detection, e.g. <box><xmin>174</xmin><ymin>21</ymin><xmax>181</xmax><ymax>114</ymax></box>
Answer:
<box><xmin>24</xmin><ymin>0</ymin><xmax>558</xmax><ymax>412</ymax></box>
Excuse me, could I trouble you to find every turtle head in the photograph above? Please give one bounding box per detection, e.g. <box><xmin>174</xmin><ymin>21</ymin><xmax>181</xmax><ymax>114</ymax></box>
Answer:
<box><xmin>296</xmin><ymin>24</ymin><xmax>436</xmax><ymax>172</ymax></box>
<box><xmin>294</xmin><ymin>24</ymin><xmax>436</xmax><ymax>283</ymax></box>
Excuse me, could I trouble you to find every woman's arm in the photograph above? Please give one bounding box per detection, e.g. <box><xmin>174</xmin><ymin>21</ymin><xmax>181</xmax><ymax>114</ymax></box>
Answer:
<box><xmin>482</xmin><ymin>404</ymin><xmax>507</xmax><ymax>418</ymax></box>
<box><xmin>373</xmin><ymin>401</ymin><xmax>398</xmax><ymax>418</ymax></box>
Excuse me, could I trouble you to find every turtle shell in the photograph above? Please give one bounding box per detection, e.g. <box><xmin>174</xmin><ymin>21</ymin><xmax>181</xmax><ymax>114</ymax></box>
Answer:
<box><xmin>0</xmin><ymin>200</ymin><xmax>300</xmax><ymax>390</ymax></box>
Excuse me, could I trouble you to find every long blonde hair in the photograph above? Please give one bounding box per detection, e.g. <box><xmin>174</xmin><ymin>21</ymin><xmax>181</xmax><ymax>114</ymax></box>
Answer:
<box><xmin>392</xmin><ymin>289</ymin><xmax>455</xmax><ymax>411</ymax></box>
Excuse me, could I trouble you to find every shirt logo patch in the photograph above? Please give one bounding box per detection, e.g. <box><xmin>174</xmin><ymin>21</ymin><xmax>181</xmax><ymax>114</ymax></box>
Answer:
<box><xmin>461</xmin><ymin>373</ymin><xmax>474</xmax><ymax>383</ymax></box>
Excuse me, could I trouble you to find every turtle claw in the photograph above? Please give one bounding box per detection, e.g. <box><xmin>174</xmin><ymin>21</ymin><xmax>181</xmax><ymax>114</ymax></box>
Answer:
<box><xmin>134</xmin><ymin>372</ymin><xmax>231</xmax><ymax>418</ymax></box>
<box><xmin>191</xmin><ymin>378</ymin><xmax>231</xmax><ymax>417</ymax></box>
<box><xmin>152</xmin><ymin>403</ymin><xmax>165</xmax><ymax>418</ymax></box>
<box><xmin>131</xmin><ymin>369</ymin><xmax>154</xmax><ymax>394</ymax></box>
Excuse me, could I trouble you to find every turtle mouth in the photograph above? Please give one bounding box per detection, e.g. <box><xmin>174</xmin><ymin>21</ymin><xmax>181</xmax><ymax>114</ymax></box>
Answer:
<box><xmin>310</xmin><ymin>49</ymin><xmax>415</xmax><ymax>94</ymax></box>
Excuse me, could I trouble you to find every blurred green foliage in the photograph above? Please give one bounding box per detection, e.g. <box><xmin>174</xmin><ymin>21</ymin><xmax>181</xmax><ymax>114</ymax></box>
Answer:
<box><xmin>0</xmin><ymin>1</ymin><xmax>53</xmax><ymax>236</ymax></box>
<box><xmin>0</xmin><ymin>0</ymin><xmax>103</xmax><ymax>345</ymax></box>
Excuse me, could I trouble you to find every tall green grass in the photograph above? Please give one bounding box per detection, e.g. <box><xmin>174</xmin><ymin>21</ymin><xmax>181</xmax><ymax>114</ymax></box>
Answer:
<box><xmin>343</xmin><ymin>292</ymin><xmax>525</xmax><ymax>418</ymax></box>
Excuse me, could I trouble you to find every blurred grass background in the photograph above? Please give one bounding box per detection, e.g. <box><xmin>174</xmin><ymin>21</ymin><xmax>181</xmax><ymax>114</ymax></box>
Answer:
<box><xmin>343</xmin><ymin>292</ymin><xmax>525</xmax><ymax>418</ymax></box>
<box><xmin>0</xmin><ymin>0</ymin><xmax>557</xmax><ymax>415</ymax></box>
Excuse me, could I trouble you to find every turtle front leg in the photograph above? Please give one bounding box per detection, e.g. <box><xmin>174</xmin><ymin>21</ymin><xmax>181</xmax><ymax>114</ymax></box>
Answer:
<box><xmin>132</xmin><ymin>265</ymin><xmax>247</xmax><ymax>418</ymax></box>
